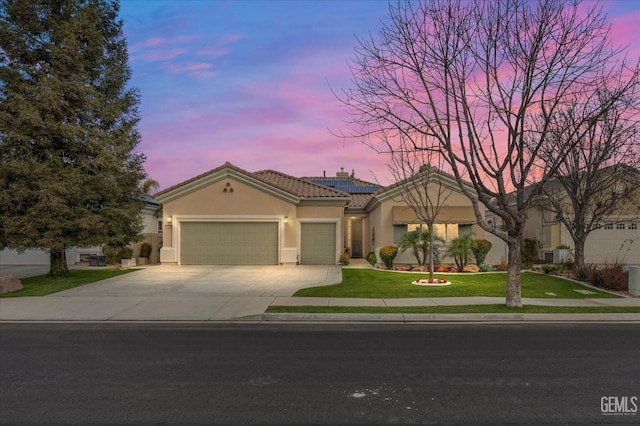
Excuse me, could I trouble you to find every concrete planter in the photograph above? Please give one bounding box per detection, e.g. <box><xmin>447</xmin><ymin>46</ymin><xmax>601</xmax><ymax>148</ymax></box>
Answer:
<box><xmin>629</xmin><ymin>266</ymin><xmax>640</xmax><ymax>296</ymax></box>
<box><xmin>121</xmin><ymin>258</ymin><xmax>137</xmax><ymax>268</ymax></box>
<box><xmin>137</xmin><ymin>257</ymin><xmax>148</xmax><ymax>266</ymax></box>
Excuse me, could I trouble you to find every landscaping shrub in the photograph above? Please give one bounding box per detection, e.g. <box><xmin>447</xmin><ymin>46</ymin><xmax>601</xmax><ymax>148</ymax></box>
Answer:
<box><xmin>339</xmin><ymin>251</ymin><xmax>350</xmax><ymax>266</ymax></box>
<box><xmin>521</xmin><ymin>239</ymin><xmax>541</xmax><ymax>269</ymax></box>
<box><xmin>119</xmin><ymin>247</ymin><xmax>133</xmax><ymax>260</ymax></box>
<box><xmin>587</xmin><ymin>264</ymin><xmax>628</xmax><ymax>292</ymax></box>
<box><xmin>367</xmin><ymin>251</ymin><xmax>377</xmax><ymax>266</ymax></box>
<box><xmin>479</xmin><ymin>263</ymin><xmax>496</xmax><ymax>272</ymax></box>
<box><xmin>103</xmin><ymin>246</ymin><xmax>122</xmax><ymax>264</ymax></box>
<box><xmin>139</xmin><ymin>242</ymin><xmax>152</xmax><ymax>258</ymax></box>
<box><xmin>379</xmin><ymin>246</ymin><xmax>398</xmax><ymax>270</ymax></box>
<box><xmin>446</xmin><ymin>234</ymin><xmax>475</xmax><ymax>271</ymax></box>
<box><xmin>574</xmin><ymin>264</ymin><xmax>588</xmax><ymax>281</ymax></box>
<box><xmin>472</xmin><ymin>239</ymin><xmax>492</xmax><ymax>265</ymax></box>
<box><xmin>496</xmin><ymin>258</ymin><xmax>508</xmax><ymax>271</ymax></box>
<box><xmin>541</xmin><ymin>264</ymin><xmax>556</xmax><ymax>274</ymax></box>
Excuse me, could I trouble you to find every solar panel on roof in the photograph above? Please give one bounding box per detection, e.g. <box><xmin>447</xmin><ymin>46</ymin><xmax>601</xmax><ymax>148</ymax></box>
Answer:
<box><xmin>309</xmin><ymin>179</ymin><xmax>378</xmax><ymax>194</ymax></box>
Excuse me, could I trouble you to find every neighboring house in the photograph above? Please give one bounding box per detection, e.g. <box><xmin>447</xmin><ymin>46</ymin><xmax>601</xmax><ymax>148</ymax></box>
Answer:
<box><xmin>154</xmin><ymin>162</ymin><xmax>485</xmax><ymax>266</ymax></box>
<box><xmin>0</xmin><ymin>196</ymin><xmax>161</xmax><ymax>267</ymax></box>
<box><xmin>484</xmin><ymin>168</ymin><xmax>640</xmax><ymax>266</ymax></box>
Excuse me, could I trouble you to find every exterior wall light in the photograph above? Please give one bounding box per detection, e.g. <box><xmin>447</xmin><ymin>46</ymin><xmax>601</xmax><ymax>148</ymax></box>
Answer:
<box><xmin>284</xmin><ymin>216</ymin><xmax>288</xmax><ymax>223</ymax></box>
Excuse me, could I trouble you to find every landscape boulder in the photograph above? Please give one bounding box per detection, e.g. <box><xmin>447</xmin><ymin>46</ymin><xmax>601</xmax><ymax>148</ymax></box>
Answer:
<box><xmin>0</xmin><ymin>275</ymin><xmax>23</xmax><ymax>294</ymax></box>
<box><xmin>462</xmin><ymin>264</ymin><xmax>480</xmax><ymax>273</ymax></box>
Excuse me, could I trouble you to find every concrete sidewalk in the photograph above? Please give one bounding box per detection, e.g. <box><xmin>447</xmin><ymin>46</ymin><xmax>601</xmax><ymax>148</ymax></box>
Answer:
<box><xmin>1</xmin><ymin>294</ymin><xmax>639</xmax><ymax>322</ymax></box>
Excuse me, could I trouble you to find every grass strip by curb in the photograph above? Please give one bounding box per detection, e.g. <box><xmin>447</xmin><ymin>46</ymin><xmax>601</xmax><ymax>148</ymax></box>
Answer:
<box><xmin>0</xmin><ymin>269</ymin><xmax>138</xmax><ymax>297</ymax></box>
<box><xmin>266</xmin><ymin>305</ymin><xmax>640</xmax><ymax>314</ymax></box>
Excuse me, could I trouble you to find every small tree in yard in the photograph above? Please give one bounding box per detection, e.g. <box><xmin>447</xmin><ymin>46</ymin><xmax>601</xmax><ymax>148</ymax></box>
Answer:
<box><xmin>397</xmin><ymin>230</ymin><xmax>422</xmax><ymax>266</ymax></box>
<box><xmin>339</xmin><ymin>0</ymin><xmax>639</xmax><ymax>306</ymax></box>
<box><xmin>383</xmin><ymin>143</ymin><xmax>453</xmax><ymax>281</ymax></box>
<box><xmin>538</xmin><ymin>89</ymin><xmax>640</xmax><ymax>270</ymax></box>
<box><xmin>0</xmin><ymin>0</ymin><xmax>147</xmax><ymax>277</ymax></box>
<box><xmin>446</xmin><ymin>234</ymin><xmax>475</xmax><ymax>271</ymax></box>
<box><xmin>398</xmin><ymin>228</ymin><xmax>443</xmax><ymax>269</ymax></box>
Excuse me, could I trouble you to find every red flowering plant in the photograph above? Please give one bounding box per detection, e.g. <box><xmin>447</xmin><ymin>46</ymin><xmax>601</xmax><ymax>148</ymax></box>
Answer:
<box><xmin>416</xmin><ymin>277</ymin><xmax>449</xmax><ymax>284</ymax></box>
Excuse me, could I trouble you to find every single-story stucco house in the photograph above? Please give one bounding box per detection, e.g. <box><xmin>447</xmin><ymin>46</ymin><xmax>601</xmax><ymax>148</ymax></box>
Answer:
<box><xmin>154</xmin><ymin>162</ymin><xmax>483</xmax><ymax>266</ymax></box>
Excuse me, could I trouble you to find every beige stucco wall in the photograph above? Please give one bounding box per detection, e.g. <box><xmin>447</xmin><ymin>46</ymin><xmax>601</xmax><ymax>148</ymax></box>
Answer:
<box><xmin>161</xmin><ymin>178</ymin><xmax>297</xmax><ymax>249</ymax></box>
<box><xmin>159</xmin><ymin>177</ymin><xmax>347</xmax><ymax>264</ymax></box>
<box><xmin>368</xmin><ymin>185</ymin><xmax>486</xmax><ymax>266</ymax></box>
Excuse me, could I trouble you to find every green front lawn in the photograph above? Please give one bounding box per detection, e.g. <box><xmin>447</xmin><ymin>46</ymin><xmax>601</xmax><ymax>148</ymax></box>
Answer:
<box><xmin>294</xmin><ymin>269</ymin><xmax>620</xmax><ymax>299</ymax></box>
<box><xmin>0</xmin><ymin>269</ymin><xmax>137</xmax><ymax>297</ymax></box>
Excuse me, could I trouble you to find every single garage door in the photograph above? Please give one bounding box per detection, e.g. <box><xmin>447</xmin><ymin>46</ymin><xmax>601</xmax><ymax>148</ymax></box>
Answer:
<box><xmin>180</xmin><ymin>222</ymin><xmax>278</xmax><ymax>265</ymax></box>
<box><xmin>300</xmin><ymin>223</ymin><xmax>336</xmax><ymax>265</ymax></box>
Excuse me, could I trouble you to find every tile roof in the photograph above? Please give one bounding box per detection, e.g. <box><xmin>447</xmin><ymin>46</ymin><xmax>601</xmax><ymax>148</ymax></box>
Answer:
<box><xmin>304</xmin><ymin>176</ymin><xmax>383</xmax><ymax>208</ymax></box>
<box><xmin>154</xmin><ymin>162</ymin><xmax>385</xmax><ymax>206</ymax></box>
<box><xmin>253</xmin><ymin>170</ymin><xmax>350</xmax><ymax>199</ymax></box>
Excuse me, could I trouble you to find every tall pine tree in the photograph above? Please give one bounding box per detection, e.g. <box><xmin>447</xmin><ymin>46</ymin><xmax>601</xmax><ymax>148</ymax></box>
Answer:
<box><xmin>0</xmin><ymin>0</ymin><xmax>147</xmax><ymax>276</ymax></box>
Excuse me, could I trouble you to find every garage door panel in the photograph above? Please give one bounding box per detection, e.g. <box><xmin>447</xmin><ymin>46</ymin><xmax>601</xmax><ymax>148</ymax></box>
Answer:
<box><xmin>301</xmin><ymin>223</ymin><xmax>336</xmax><ymax>265</ymax></box>
<box><xmin>181</xmin><ymin>222</ymin><xmax>278</xmax><ymax>265</ymax></box>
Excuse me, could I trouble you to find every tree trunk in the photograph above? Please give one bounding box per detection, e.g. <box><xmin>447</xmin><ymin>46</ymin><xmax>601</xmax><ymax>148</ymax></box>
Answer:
<box><xmin>428</xmin><ymin>226</ymin><xmax>435</xmax><ymax>281</ymax></box>
<box><xmin>573</xmin><ymin>234</ymin><xmax>586</xmax><ymax>269</ymax></box>
<box><xmin>48</xmin><ymin>248</ymin><xmax>69</xmax><ymax>277</ymax></box>
<box><xmin>505</xmin><ymin>238</ymin><xmax>523</xmax><ymax>308</ymax></box>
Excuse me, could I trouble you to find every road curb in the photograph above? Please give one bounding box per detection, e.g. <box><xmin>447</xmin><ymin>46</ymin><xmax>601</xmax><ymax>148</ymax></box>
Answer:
<box><xmin>262</xmin><ymin>313</ymin><xmax>640</xmax><ymax>322</ymax></box>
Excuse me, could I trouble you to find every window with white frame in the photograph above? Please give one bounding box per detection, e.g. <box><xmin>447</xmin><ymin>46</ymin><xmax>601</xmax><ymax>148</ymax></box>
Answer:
<box><xmin>433</xmin><ymin>223</ymin><xmax>458</xmax><ymax>241</ymax></box>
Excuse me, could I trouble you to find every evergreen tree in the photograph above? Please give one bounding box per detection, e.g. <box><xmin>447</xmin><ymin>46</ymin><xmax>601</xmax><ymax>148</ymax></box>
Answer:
<box><xmin>0</xmin><ymin>0</ymin><xmax>146</xmax><ymax>276</ymax></box>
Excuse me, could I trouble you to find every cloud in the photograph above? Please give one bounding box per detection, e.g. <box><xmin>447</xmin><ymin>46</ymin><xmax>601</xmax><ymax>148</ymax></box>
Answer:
<box><xmin>137</xmin><ymin>48</ymin><xmax>187</xmax><ymax>62</ymax></box>
<box><xmin>165</xmin><ymin>62</ymin><xmax>217</xmax><ymax>79</ymax></box>
<box><xmin>130</xmin><ymin>34</ymin><xmax>200</xmax><ymax>51</ymax></box>
<box><xmin>197</xmin><ymin>33</ymin><xmax>243</xmax><ymax>57</ymax></box>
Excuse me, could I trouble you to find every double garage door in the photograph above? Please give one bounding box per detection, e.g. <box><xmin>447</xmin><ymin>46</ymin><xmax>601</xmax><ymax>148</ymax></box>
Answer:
<box><xmin>180</xmin><ymin>221</ymin><xmax>336</xmax><ymax>265</ymax></box>
<box><xmin>181</xmin><ymin>222</ymin><xmax>278</xmax><ymax>265</ymax></box>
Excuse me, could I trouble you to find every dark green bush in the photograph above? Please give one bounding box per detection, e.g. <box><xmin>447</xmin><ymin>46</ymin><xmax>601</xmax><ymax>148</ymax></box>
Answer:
<box><xmin>521</xmin><ymin>239</ymin><xmax>540</xmax><ymax>269</ymax></box>
<box><xmin>119</xmin><ymin>247</ymin><xmax>133</xmax><ymax>260</ymax></box>
<box><xmin>367</xmin><ymin>251</ymin><xmax>377</xmax><ymax>266</ymax></box>
<box><xmin>139</xmin><ymin>242</ymin><xmax>152</xmax><ymax>258</ymax></box>
<box><xmin>472</xmin><ymin>239</ymin><xmax>492</xmax><ymax>265</ymax></box>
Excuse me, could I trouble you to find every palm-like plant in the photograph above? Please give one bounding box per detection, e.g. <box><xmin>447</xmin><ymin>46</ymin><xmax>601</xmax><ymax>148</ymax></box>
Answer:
<box><xmin>397</xmin><ymin>229</ymin><xmax>422</xmax><ymax>265</ymax></box>
<box><xmin>446</xmin><ymin>234</ymin><xmax>476</xmax><ymax>271</ymax></box>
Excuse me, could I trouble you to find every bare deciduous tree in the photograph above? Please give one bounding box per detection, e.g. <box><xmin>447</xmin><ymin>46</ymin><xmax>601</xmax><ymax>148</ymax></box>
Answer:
<box><xmin>539</xmin><ymin>87</ymin><xmax>640</xmax><ymax>268</ymax></box>
<box><xmin>384</xmin><ymin>137</ymin><xmax>453</xmax><ymax>280</ymax></box>
<box><xmin>339</xmin><ymin>0</ymin><xmax>639</xmax><ymax>306</ymax></box>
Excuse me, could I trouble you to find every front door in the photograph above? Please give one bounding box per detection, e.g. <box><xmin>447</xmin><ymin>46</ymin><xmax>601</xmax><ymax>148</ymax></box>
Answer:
<box><xmin>351</xmin><ymin>218</ymin><xmax>363</xmax><ymax>258</ymax></box>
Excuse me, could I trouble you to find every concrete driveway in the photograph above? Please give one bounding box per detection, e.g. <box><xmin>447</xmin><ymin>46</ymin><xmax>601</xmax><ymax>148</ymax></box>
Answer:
<box><xmin>0</xmin><ymin>265</ymin><xmax>342</xmax><ymax>321</ymax></box>
<box><xmin>55</xmin><ymin>264</ymin><xmax>342</xmax><ymax>297</ymax></box>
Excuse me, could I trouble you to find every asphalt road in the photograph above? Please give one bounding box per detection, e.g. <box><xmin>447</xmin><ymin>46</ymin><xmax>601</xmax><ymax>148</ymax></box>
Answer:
<box><xmin>1</xmin><ymin>323</ymin><xmax>639</xmax><ymax>425</ymax></box>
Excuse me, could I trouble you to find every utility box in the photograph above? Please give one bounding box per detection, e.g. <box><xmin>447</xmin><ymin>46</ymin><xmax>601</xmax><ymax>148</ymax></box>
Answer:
<box><xmin>552</xmin><ymin>249</ymin><xmax>569</xmax><ymax>264</ymax></box>
<box><xmin>629</xmin><ymin>266</ymin><xmax>640</xmax><ymax>296</ymax></box>
<box><xmin>89</xmin><ymin>255</ymin><xmax>107</xmax><ymax>266</ymax></box>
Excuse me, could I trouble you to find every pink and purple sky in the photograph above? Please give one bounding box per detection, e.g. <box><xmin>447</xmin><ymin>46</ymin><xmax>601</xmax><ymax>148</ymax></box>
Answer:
<box><xmin>119</xmin><ymin>0</ymin><xmax>640</xmax><ymax>191</ymax></box>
